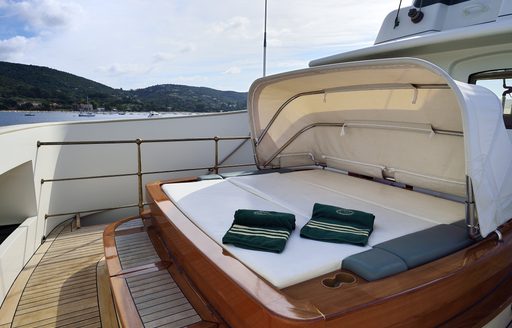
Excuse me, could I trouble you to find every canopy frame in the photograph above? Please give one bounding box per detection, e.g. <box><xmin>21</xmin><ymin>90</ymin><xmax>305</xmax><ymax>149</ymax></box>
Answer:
<box><xmin>255</xmin><ymin>83</ymin><xmax>451</xmax><ymax>147</ymax></box>
<box><xmin>248</xmin><ymin>58</ymin><xmax>512</xmax><ymax>239</ymax></box>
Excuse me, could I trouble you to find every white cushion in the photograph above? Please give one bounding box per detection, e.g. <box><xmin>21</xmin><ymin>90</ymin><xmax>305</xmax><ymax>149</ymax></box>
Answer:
<box><xmin>162</xmin><ymin>179</ymin><xmax>368</xmax><ymax>288</ymax></box>
<box><xmin>162</xmin><ymin>169</ymin><xmax>465</xmax><ymax>288</ymax></box>
<box><xmin>284</xmin><ymin>170</ymin><xmax>465</xmax><ymax>225</ymax></box>
<box><xmin>228</xmin><ymin>171</ymin><xmax>463</xmax><ymax>246</ymax></box>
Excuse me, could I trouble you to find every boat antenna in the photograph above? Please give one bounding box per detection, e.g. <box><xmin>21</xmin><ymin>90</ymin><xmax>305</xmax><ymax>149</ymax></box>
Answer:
<box><xmin>263</xmin><ymin>0</ymin><xmax>268</xmax><ymax>77</ymax></box>
<box><xmin>394</xmin><ymin>0</ymin><xmax>403</xmax><ymax>28</ymax></box>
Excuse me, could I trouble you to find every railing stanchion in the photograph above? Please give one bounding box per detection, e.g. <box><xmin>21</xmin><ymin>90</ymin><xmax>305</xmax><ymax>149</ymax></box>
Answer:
<box><xmin>75</xmin><ymin>213</ymin><xmax>81</xmax><ymax>229</ymax></box>
<box><xmin>214</xmin><ymin>136</ymin><xmax>220</xmax><ymax>174</ymax></box>
<box><xmin>136</xmin><ymin>138</ymin><xmax>144</xmax><ymax>217</ymax></box>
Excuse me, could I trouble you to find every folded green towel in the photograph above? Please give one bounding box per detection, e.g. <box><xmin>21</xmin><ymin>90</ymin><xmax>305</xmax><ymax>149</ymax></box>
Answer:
<box><xmin>233</xmin><ymin>209</ymin><xmax>296</xmax><ymax>230</ymax></box>
<box><xmin>222</xmin><ymin>209</ymin><xmax>295</xmax><ymax>253</ymax></box>
<box><xmin>300</xmin><ymin>203</ymin><xmax>375</xmax><ymax>246</ymax></box>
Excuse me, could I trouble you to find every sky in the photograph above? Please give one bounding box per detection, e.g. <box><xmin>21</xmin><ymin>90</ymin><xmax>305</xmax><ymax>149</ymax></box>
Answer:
<box><xmin>0</xmin><ymin>0</ymin><xmax>400</xmax><ymax>92</ymax></box>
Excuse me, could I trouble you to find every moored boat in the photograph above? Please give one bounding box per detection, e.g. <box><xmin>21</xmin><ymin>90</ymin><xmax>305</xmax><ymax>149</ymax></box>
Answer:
<box><xmin>78</xmin><ymin>111</ymin><xmax>96</xmax><ymax>117</ymax></box>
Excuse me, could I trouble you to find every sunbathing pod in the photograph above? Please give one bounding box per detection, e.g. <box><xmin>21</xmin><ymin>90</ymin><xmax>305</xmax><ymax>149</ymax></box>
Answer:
<box><xmin>248</xmin><ymin>57</ymin><xmax>512</xmax><ymax>238</ymax></box>
<box><xmin>145</xmin><ymin>58</ymin><xmax>512</xmax><ymax>327</ymax></box>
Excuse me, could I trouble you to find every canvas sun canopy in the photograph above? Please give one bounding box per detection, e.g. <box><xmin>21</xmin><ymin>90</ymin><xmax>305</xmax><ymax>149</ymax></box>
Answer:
<box><xmin>248</xmin><ymin>58</ymin><xmax>512</xmax><ymax>238</ymax></box>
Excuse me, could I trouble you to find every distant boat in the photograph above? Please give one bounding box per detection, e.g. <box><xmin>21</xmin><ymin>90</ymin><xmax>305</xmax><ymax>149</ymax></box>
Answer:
<box><xmin>78</xmin><ymin>112</ymin><xmax>95</xmax><ymax>117</ymax></box>
<box><xmin>24</xmin><ymin>112</ymin><xmax>35</xmax><ymax>116</ymax></box>
<box><xmin>78</xmin><ymin>96</ymin><xmax>95</xmax><ymax>117</ymax></box>
<box><xmin>148</xmin><ymin>111</ymin><xmax>160</xmax><ymax>117</ymax></box>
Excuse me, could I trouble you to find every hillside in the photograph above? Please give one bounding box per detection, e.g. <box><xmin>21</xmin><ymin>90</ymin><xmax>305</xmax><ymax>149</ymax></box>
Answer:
<box><xmin>0</xmin><ymin>61</ymin><xmax>247</xmax><ymax>112</ymax></box>
<box><xmin>131</xmin><ymin>84</ymin><xmax>246</xmax><ymax>112</ymax></box>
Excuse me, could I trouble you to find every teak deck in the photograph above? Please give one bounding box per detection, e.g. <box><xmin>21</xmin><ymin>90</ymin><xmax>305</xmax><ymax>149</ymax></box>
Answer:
<box><xmin>1</xmin><ymin>216</ymin><xmax>215</xmax><ymax>328</ymax></box>
<box><xmin>0</xmin><ymin>221</ymin><xmax>117</xmax><ymax>328</ymax></box>
<box><xmin>145</xmin><ymin>177</ymin><xmax>512</xmax><ymax>328</ymax></box>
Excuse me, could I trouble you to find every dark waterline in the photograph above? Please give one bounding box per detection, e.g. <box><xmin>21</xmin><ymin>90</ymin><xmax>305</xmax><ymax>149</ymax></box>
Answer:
<box><xmin>0</xmin><ymin>111</ymin><xmax>192</xmax><ymax>127</ymax></box>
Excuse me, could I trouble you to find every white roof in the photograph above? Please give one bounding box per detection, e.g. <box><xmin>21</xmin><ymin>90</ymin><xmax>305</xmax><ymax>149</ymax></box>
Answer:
<box><xmin>309</xmin><ymin>18</ymin><xmax>512</xmax><ymax>67</ymax></box>
<box><xmin>248</xmin><ymin>58</ymin><xmax>512</xmax><ymax>237</ymax></box>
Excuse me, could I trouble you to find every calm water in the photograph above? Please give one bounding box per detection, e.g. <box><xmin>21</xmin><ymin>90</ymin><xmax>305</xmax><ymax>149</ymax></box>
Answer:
<box><xmin>0</xmin><ymin>111</ymin><xmax>193</xmax><ymax>128</ymax></box>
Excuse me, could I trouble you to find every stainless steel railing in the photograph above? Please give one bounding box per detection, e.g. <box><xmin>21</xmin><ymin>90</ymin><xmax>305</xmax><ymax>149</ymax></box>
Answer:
<box><xmin>38</xmin><ymin>136</ymin><xmax>253</xmax><ymax>221</ymax></box>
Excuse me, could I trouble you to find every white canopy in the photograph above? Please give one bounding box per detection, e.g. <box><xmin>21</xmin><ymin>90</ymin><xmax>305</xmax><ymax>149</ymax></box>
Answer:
<box><xmin>248</xmin><ymin>58</ymin><xmax>512</xmax><ymax>238</ymax></box>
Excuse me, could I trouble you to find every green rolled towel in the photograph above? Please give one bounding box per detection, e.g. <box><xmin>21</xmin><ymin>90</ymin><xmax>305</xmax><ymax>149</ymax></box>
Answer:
<box><xmin>300</xmin><ymin>203</ymin><xmax>375</xmax><ymax>246</ymax></box>
<box><xmin>233</xmin><ymin>209</ymin><xmax>296</xmax><ymax>230</ymax></box>
<box><xmin>222</xmin><ymin>209</ymin><xmax>296</xmax><ymax>253</ymax></box>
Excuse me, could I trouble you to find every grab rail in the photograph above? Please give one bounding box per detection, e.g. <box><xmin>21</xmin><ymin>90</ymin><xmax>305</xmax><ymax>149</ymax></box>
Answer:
<box><xmin>38</xmin><ymin>136</ymin><xmax>253</xmax><ymax>220</ymax></box>
<box><xmin>255</xmin><ymin>83</ymin><xmax>451</xmax><ymax>146</ymax></box>
<box><xmin>260</xmin><ymin>122</ymin><xmax>462</xmax><ymax>167</ymax></box>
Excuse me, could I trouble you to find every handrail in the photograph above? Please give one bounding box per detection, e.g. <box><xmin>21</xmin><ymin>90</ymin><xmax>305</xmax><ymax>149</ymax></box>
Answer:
<box><xmin>38</xmin><ymin>135</ymin><xmax>254</xmax><ymax>219</ymax></box>
<box><xmin>261</xmin><ymin>122</ymin><xmax>463</xmax><ymax>167</ymax></box>
<box><xmin>44</xmin><ymin>203</ymin><xmax>146</xmax><ymax>219</ymax></box>
<box><xmin>262</xmin><ymin>123</ymin><xmax>344</xmax><ymax>167</ymax></box>
<box><xmin>255</xmin><ymin>83</ymin><xmax>450</xmax><ymax>146</ymax></box>
<box><xmin>37</xmin><ymin>136</ymin><xmax>251</xmax><ymax>147</ymax></box>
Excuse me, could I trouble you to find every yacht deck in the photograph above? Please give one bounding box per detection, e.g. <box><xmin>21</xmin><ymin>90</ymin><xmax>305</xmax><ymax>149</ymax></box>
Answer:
<box><xmin>0</xmin><ymin>222</ymin><xmax>112</xmax><ymax>328</ymax></box>
<box><xmin>0</xmin><ymin>218</ymin><xmax>208</xmax><ymax>328</ymax></box>
<box><xmin>110</xmin><ymin>219</ymin><xmax>202</xmax><ymax>327</ymax></box>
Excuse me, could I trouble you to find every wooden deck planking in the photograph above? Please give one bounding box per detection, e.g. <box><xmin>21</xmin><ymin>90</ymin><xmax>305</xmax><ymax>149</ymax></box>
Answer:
<box><xmin>117</xmin><ymin>218</ymin><xmax>145</xmax><ymax>230</ymax></box>
<box><xmin>115</xmin><ymin>231</ymin><xmax>160</xmax><ymax>270</ymax></box>
<box><xmin>113</xmin><ymin>218</ymin><xmax>202</xmax><ymax>328</ymax></box>
<box><xmin>22</xmin><ymin>306</ymin><xmax>99</xmax><ymax>327</ymax></box>
<box><xmin>23</xmin><ymin>275</ymin><xmax>97</xmax><ymax>295</ymax></box>
<box><xmin>16</xmin><ymin>289</ymin><xmax>98</xmax><ymax>313</ymax></box>
<box><xmin>0</xmin><ymin>221</ymin><xmax>70</xmax><ymax>326</ymax></box>
<box><xmin>3</xmin><ymin>215</ymin><xmax>221</xmax><ymax>328</ymax></box>
<box><xmin>8</xmin><ymin>224</ymin><xmax>110</xmax><ymax>328</ymax></box>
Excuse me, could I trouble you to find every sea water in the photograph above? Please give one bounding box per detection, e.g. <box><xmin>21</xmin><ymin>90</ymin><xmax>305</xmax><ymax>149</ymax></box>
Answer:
<box><xmin>0</xmin><ymin>111</ymin><xmax>193</xmax><ymax>127</ymax></box>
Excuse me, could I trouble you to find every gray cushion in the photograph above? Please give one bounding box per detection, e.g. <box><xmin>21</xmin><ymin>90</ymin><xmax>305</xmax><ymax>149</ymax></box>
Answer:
<box><xmin>374</xmin><ymin>224</ymin><xmax>474</xmax><ymax>269</ymax></box>
<box><xmin>342</xmin><ymin>248</ymin><xmax>408</xmax><ymax>281</ymax></box>
<box><xmin>450</xmin><ymin>219</ymin><xmax>468</xmax><ymax>230</ymax></box>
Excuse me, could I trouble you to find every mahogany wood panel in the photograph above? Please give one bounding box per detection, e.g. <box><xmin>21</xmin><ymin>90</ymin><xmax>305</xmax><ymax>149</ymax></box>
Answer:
<box><xmin>439</xmin><ymin>273</ymin><xmax>512</xmax><ymax>327</ymax></box>
<box><xmin>147</xmin><ymin>178</ymin><xmax>512</xmax><ymax>327</ymax></box>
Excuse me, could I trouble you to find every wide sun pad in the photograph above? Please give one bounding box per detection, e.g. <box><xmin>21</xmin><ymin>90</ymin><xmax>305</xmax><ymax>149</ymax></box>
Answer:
<box><xmin>162</xmin><ymin>170</ymin><xmax>464</xmax><ymax>288</ymax></box>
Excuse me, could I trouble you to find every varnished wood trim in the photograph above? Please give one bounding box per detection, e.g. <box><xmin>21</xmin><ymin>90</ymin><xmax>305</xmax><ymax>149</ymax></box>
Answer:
<box><xmin>439</xmin><ymin>270</ymin><xmax>512</xmax><ymax>327</ymax></box>
<box><xmin>114</xmin><ymin>226</ymin><xmax>146</xmax><ymax>236</ymax></box>
<box><xmin>188</xmin><ymin>321</ymin><xmax>223</xmax><ymax>328</ymax></box>
<box><xmin>109</xmin><ymin>276</ymin><xmax>144</xmax><ymax>328</ymax></box>
<box><xmin>103</xmin><ymin>216</ymin><xmax>147</xmax><ymax>328</ymax></box>
<box><xmin>113</xmin><ymin>261</ymin><xmax>171</xmax><ymax>277</ymax></box>
<box><xmin>166</xmin><ymin>258</ymin><xmax>225</xmax><ymax>325</ymax></box>
<box><xmin>96</xmin><ymin>258</ymin><xmax>120</xmax><ymax>328</ymax></box>
<box><xmin>147</xmin><ymin>178</ymin><xmax>512</xmax><ymax>327</ymax></box>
